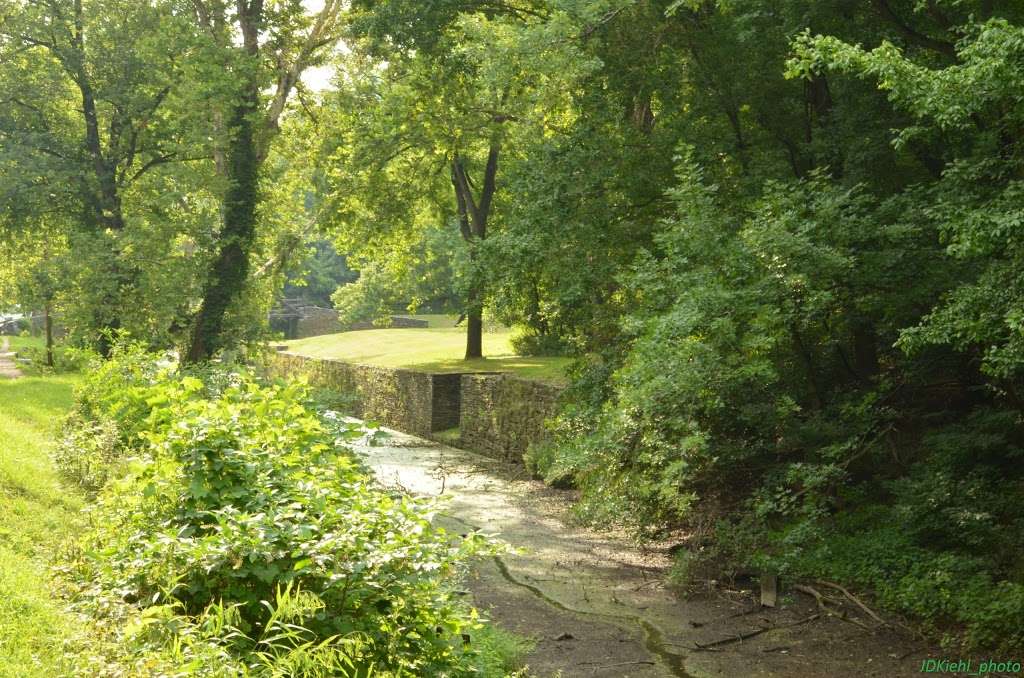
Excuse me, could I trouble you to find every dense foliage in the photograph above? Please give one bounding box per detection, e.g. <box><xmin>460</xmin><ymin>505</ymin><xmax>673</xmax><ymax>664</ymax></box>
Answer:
<box><xmin>56</xmin><ymin>344</ymin><xmax>517</xmax><ymax>675</ymax></box>
<box><xmin>310</xmin><ymin>0</ymin><xmax>1024</xmax><ymax>653</ymax></box>
<box><xmin>5</xmin><ymin>0</ymin><xmax>1024</xmax><ymax>658</ymax></box>
<box><xmin>507</xmin><ymin>1</ymin><xmax>1024</xmax><ymax>653</ymax></box>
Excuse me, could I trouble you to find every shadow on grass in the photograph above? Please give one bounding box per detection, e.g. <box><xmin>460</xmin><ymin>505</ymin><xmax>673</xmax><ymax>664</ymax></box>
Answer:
<box><xmin>405</xmin><ymin>356</ymin><xmax>570</xmax><ymax>383</ymax></box>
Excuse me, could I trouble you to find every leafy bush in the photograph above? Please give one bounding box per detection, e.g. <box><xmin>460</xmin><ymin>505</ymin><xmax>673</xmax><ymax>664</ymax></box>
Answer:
<box><xmin>696</xmin><ymin>406</ymin><xmax>1024</xmax><ymax>654</ymax></box>
<box><xmin>509</xmin><ymin>327</ymin><xmax>566</xmax><ymax>357</ymax></box>
<box><xmin>53</xmin><ymin>415</ymin><xmax>121</xmax><ymax>494</ymax></box>
<box><xmin>14</xmin><ymin>343</ymin><xmax>91</xmax><ymax>373</ymax></box>
<box><xmin>63</xmin><ymin>347</ymin><xmax>514</xmax><ymax>675</ymax></box>
<box><xmin>543</xmin><ymin>150</ymin><xmax>1024</xmax><ymax>652</ymax></box>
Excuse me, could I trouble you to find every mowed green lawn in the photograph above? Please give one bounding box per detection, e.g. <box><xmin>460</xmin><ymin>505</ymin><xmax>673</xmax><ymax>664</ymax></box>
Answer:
<box><xmin>4</xmin><ymin>334</ymin><xmax>45</xmax><ymax>353</ymax></box>
<box><xmin>0</xmin><ymin>373</ymin><xmax>86</xmax><ymax>677</ymax></box>
<box><xmin>285</xmin><ymin>323</ymin><xmax>569</xmax><ymax>383</ymax></box>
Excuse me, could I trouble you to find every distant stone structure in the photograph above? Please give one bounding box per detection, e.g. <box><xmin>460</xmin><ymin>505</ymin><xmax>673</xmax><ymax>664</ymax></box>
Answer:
<box><xmin>269</xmin><ymin>299</ymin><xmax>428</xmax><ymax>339</ymax></box>
<box><xmin>0</xmin><ymin>312</ymin><xmax>64</xmax><ymax>338</ymax></box>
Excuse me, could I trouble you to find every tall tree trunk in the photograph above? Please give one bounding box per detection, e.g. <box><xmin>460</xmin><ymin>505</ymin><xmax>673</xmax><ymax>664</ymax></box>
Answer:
<box><xmin>853</xmin><ymin>321</ymin><xmax>880</xmax><ymax>380</ymax></box>
<box><xmin>185</xmin><ymin>95</ymin><xmax>259</xmax><ymax>363</ymax></box>
<box><xmin>44</xmin><ymin>304</ymin><xmax>53</xmax><ymax>368</ymax></box>
<box><xmin>465</xmin><ymin>306</ymin><xmax>483</xmax><ymax>359</ymax></box>
<box><xmin>791</xmin><ymin>324</ymin><xmax>824</xmax><ymax>410</ymax></box>
<box><xmin>73</xmin><ymin>0</ymin><xmax>128</xmax><ymax>355</ymax></box>
<box><xmin>451</xmin><ymin>143</ymin><xmax>500</xmax><ymax>361</ymax></box>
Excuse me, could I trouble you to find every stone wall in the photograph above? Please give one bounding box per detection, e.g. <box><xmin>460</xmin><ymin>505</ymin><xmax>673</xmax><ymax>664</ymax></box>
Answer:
<box><xmin>295</xmin><ymin>310</ymin><xmax>342</xmax><ymax>339</ymax></box>
<box><xmin>269</xmin><ymin>352</ymin><xmax>436</xmax><ymax>436</ymax></box>
<box><xmin>459</xmin><ymin>374</ymin><xmax>563</xmax><ymax>463</ymax></box>
<box><xmin>268</xmin><ymin>352</ymin><xmax>564</xmax><ymax>463</ymax></box>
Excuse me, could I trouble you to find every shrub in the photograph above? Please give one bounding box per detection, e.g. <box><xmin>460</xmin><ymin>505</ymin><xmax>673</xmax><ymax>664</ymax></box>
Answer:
<box><xmin>509</xmin><ymin>327</ymin><xmax>566</xmax><ymax>357</ymax></box>
<box><xmin>15</xmin><ymin>343</ymin><xmax>91</xmax><ymax>373</ymax></box>
<box><xmin>64</xmin><ymin>347</ymin><xmax>510</xmax><ymax>675</ymax></box>
<box><xmin>53</xmin><ymin>414</ymin><xmax>121</xmax><ymax>494</ymax></box>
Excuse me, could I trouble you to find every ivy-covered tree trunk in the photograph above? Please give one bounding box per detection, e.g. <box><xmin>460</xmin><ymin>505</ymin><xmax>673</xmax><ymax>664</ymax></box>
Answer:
<box><xmin>185</xmin><ymin>96</ymin><xmax>259</xmax><ymax>363</ymax></box>
<box><xmin>181</xmin><ymin>0</ymin><xmax>342</xmax><ymax>363</ymax></box>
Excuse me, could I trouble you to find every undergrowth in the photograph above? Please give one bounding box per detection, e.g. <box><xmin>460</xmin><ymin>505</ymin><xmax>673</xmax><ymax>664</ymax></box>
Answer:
<box><xmin>53</xmin><ymin>341</ymin><xmax>529</xmax><ymax>675</ymax></box>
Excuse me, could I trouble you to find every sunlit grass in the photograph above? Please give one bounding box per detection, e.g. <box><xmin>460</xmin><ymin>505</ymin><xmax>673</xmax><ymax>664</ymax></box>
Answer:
<box><xmin>285</xmin><ymin>326</ymin><xmax>569</xmax><ymax>383</ymax></box>
<box><xmin>0</xmin><ymin>374</ymin><xmax>84</xmax><ymax>676</ymax></box>
<box><xmin>393</xmin><ymin>313</ymin><xmax>460</xmax><ymax>328</ymax></box>
<box><xmin>3</xmin><ymin>334</ymin><xmax>46</xmax><ymax>353</ymax></box>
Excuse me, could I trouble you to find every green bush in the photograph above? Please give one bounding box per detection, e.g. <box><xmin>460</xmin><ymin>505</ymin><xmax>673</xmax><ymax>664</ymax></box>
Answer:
<box><xmin>53</xmin><ymin>414</ymin><xmax>121</xmax><ymax>494</ymax></box>
<box><xmin>63</xmin><ymin>347</ymin><xmax>514</xmax><ymax>675</ymax></box>
<box><xmin>14</xmin><ymin>343</ymin><xmax>91</xmax><ymax>373</ymax></box>
<box><xmin>543</xmin><ymin>152</ymin><xmax>1024</xmax><ymax>653</ymax></box>
<box><xmin>702</xmin><ymin>409</ymin><xmax>1024</xmax><ymax>654</ymax></box>
<box><xmin>509</xmin><ymin>327</ymin><xmax>566</xmax><ymax>357</ymax></box>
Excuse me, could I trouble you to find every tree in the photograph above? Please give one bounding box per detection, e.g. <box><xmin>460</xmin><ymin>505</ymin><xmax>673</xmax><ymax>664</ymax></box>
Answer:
<box><xmin>318</xmin><ymin>0</ymin><xmax>593</xmax><ymax>358</ymax></box>
<box><xmin>0</xmin><ymin>0</ymin><xmax>192</xmax><ymax>352</ymax></box>
<box><xmin>791</xmin><ymin>12</ymin><xmax>1024</xmax><ymax>386</ymax></box>
<box><xmin>0</xmin><ymin>223</ymin><xmax>66</xmax><ymax>365</ymax></box>
<box><xmin>182</xmin><ymin>0</ymin><xmax>347</xmax><ymax>362</ymax></box>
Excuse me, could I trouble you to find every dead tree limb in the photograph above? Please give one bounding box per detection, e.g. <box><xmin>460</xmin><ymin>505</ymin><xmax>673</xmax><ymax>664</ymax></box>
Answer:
<box><xmin>693</xmin><ymin>614</ymin><xmax>821</xmax><ymax>650</ymax></box>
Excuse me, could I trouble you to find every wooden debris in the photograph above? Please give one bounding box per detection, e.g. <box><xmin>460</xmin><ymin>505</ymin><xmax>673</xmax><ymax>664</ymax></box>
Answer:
<box><xmin>760</xmin><ymin>573</ymin><xmax>779</xmax><ymax>608</ymax></box>
<box><xmin>814</xmin><ymin>580</ymin><xmax>887</xmax><ymax>626</ymax></box>
<box><xmin>693</xmin><ymin>613</ymin><xmax>820</xmax><ymax>651</ymax></box>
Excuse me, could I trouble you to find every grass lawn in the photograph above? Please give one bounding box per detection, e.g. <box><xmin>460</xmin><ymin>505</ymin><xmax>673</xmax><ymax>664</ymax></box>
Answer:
<box><xmin>0</xmin><ymin>373</ymin><xmax>85</xmax><ymax>677</ymax></box>
<box><xmin>3</xmin><ymin>334</ymin><xmax>45</xmax><ymax>353</ymax></box>
<box><xmin>285</xmin><ymin>325</ymin><xmax>569</xmax><ymax>383</ymax></box>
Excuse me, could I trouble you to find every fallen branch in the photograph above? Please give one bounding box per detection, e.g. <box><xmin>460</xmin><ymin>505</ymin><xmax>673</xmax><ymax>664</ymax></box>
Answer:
<box><xmin>795</xmin><ymin>584</ymin><xmax>874</xmax><ymax>632</ymax></box>
<box><xmin>725</xmin><ymin>605</ymin><xmax>762</xmax><ymax>619</ymax></box>
<box><xmin>693</xmin><ymin>613</ymin><xmax>820</xmax><ymax>650</ymax></box>
<box><xmin>793</xmin><ymin>584</ymin><xmax>830</xmax><ymax>614</ymax></box>
<box><xmin>814</xmin><ymin>580</ymin><xmax>886</xmax><ymax>626</ymax></box>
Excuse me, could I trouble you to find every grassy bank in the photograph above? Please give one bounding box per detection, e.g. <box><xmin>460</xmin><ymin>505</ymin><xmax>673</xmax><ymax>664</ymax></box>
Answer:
<box><xmin>0</xmin><ymin>374</ymin><xmax>83</xmax><ymax>676</ymax></box>
<box><xmin>285</xmin><ymin>327</ymin><xmax>569</xmax><ymax>383</ymax></box>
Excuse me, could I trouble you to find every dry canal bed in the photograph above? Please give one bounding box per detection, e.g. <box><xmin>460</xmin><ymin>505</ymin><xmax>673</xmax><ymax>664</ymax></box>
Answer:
<box><xmin>346</xmin><ymin>423</ymin><xmax>930</xmax><ymax>678</ymax></box>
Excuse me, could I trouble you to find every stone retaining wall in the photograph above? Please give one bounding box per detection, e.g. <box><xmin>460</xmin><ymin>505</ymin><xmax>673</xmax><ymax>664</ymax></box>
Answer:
<box><xmin>268</xmin><ymin>352</ymin><xmax>564</xmax><ymax>463</ymax></box>
<box><xmin>459</xmin><ymin>374</ymin><xmax>563</xmax><ymax>463</ymax></box>
<box><xmin>295</xmin><ymin>310</ymin><xmax>342</xmax><ymax>339</ymax></box>
<box><xmin>269</xmin><ymin>352</ymin><xmax>436</xmax><ymax>435</ymax></box>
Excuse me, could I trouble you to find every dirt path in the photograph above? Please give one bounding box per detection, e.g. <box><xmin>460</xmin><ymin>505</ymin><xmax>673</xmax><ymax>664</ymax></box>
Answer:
<box><xmin>0</xmin><ymin>338</ymin><xmax>22</xmax><ymax>379</ymax></box>
<box><xmin>348</xmin><ymin>426</ymin><xmax>931</xmax><ymax>678</ymax></box>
